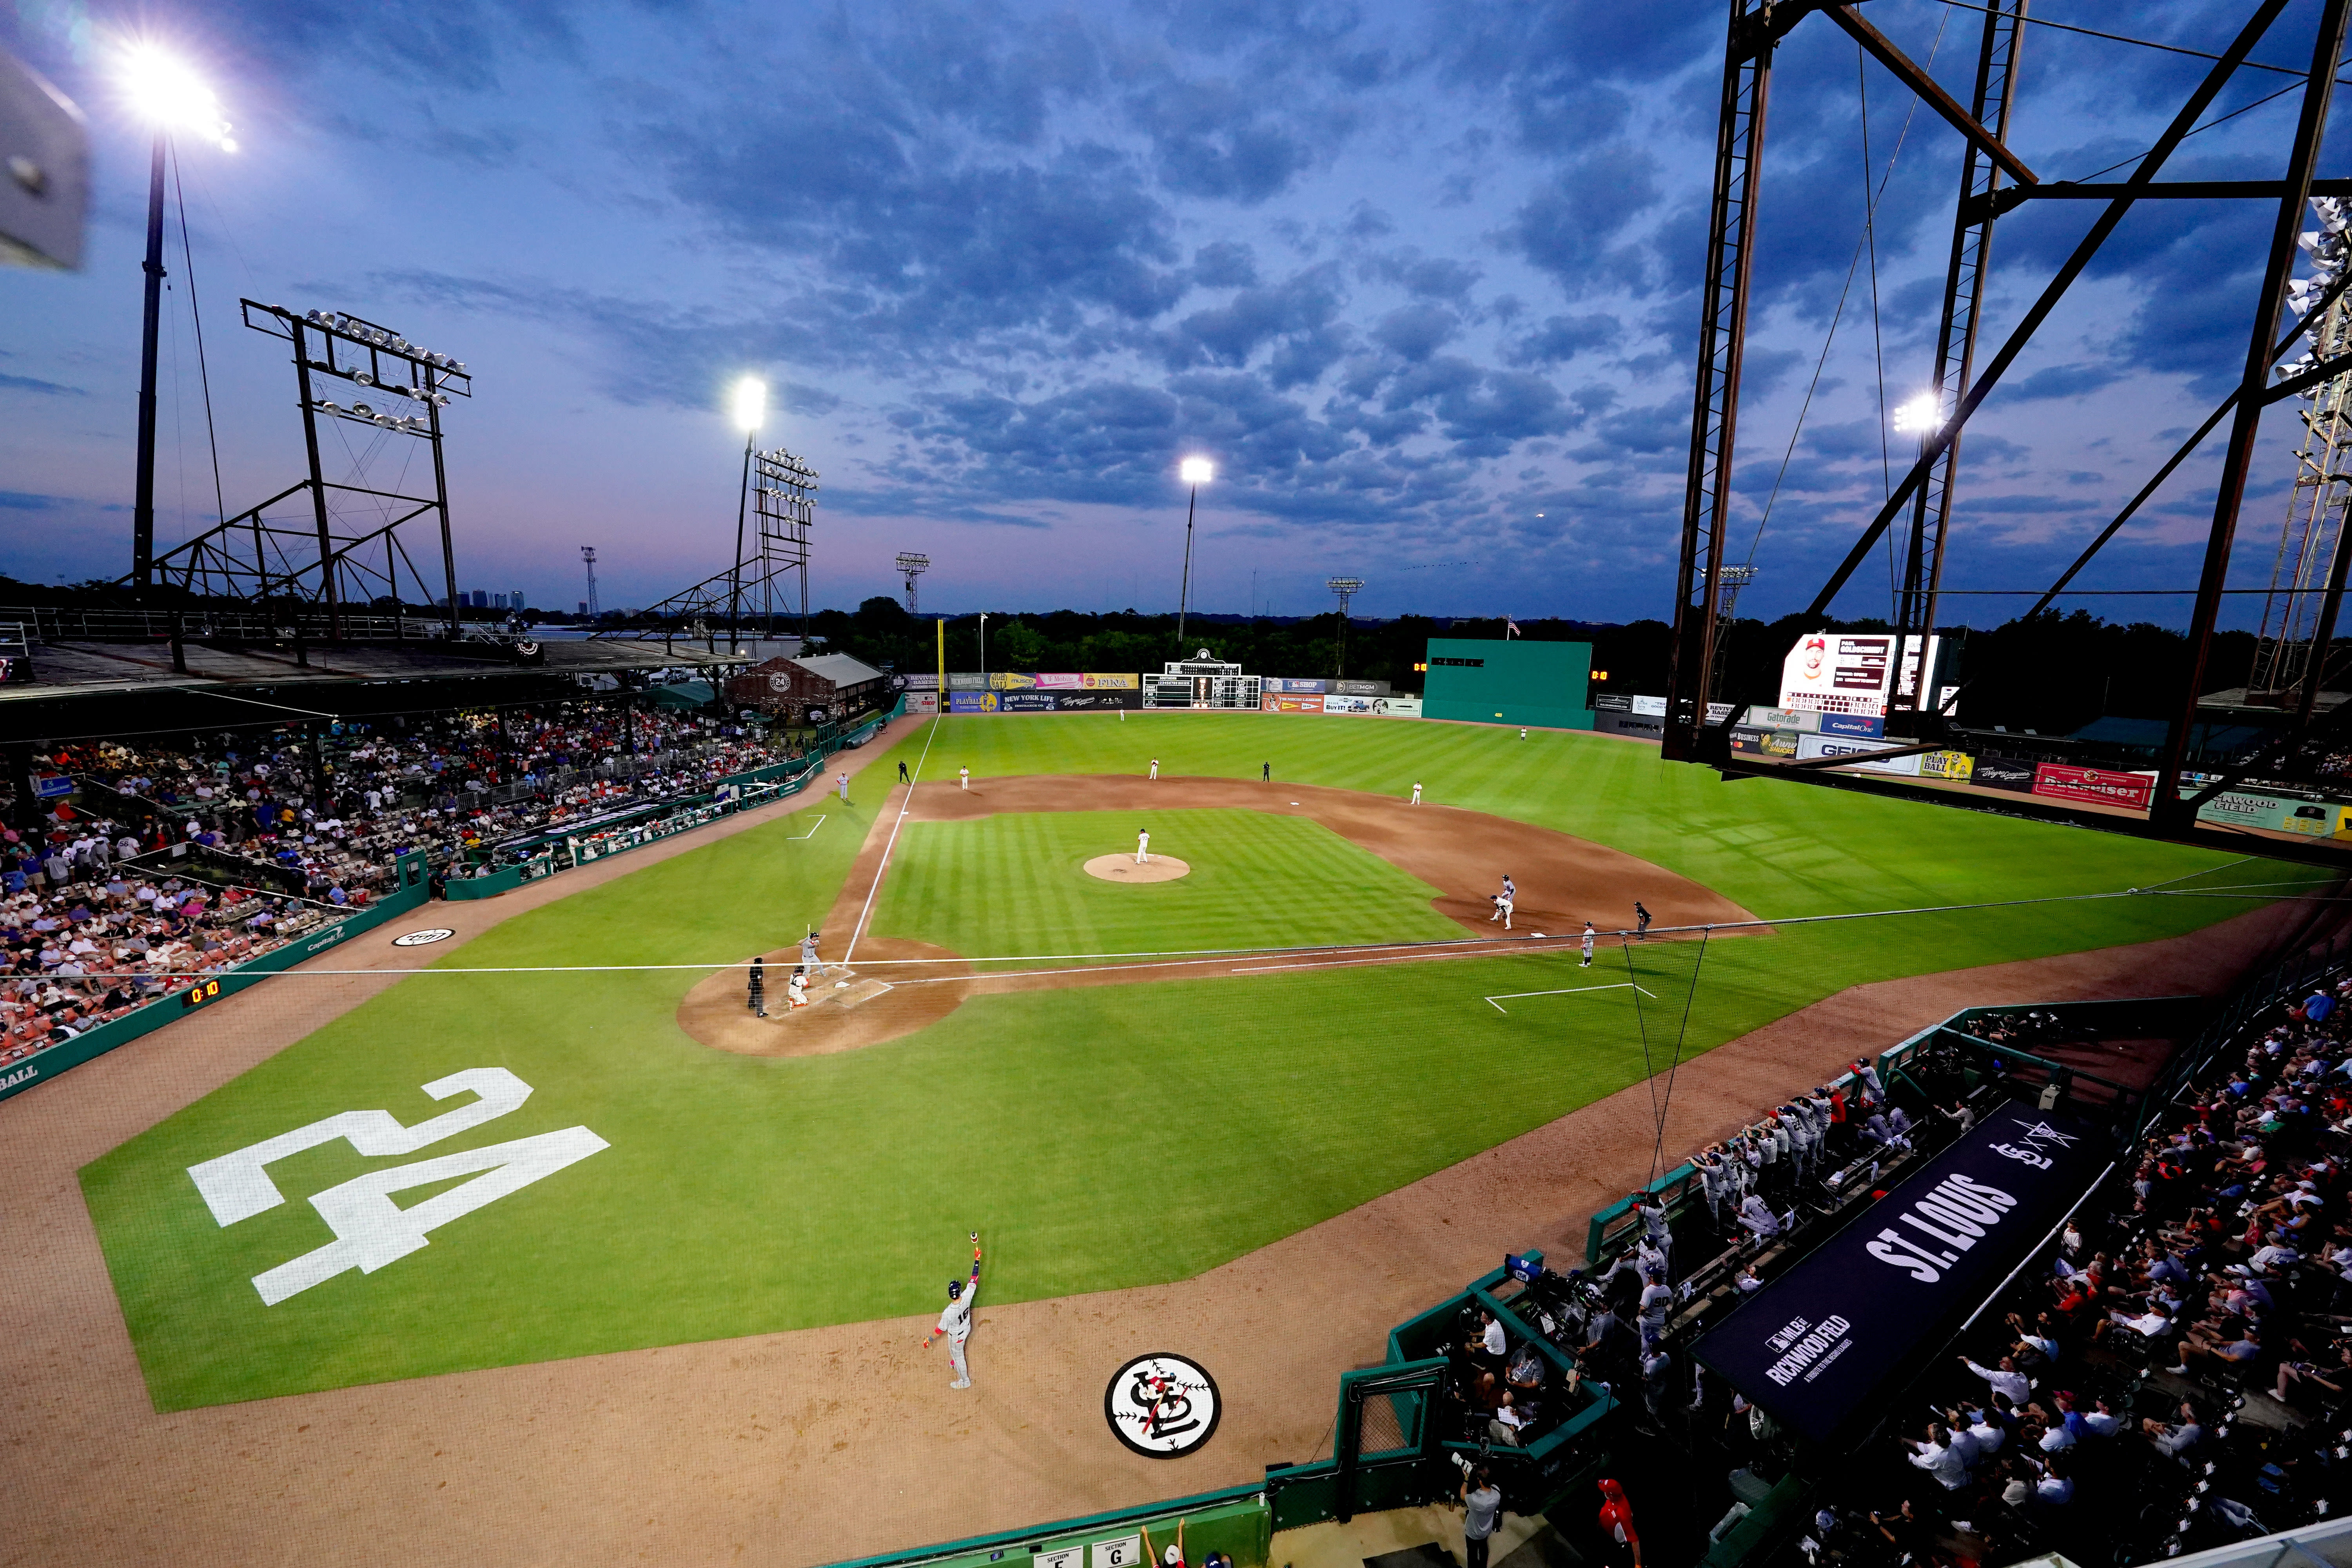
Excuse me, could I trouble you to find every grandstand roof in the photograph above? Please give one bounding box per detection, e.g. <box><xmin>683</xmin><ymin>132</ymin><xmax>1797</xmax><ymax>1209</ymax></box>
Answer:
<box><xmin>789</xmin><ymin>653</ymin><xmax>886</xmax><ymax>688</ymax></box>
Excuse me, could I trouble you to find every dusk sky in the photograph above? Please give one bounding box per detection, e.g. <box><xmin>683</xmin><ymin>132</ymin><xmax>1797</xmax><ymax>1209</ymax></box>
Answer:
<box><xmin>3</xmin><ymin>0</ymin><xmax>2348</xmax><ymax>628</ymax></box>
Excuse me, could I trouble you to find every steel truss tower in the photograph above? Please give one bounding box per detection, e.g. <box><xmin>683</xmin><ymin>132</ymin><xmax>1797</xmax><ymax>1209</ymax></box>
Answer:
<box><xmin>133</xmin><ymin>301</ymin><xmax>472</xmax><ymax>638</ymax></box>
<box><xmin>2252</xmin><ymin>197</ymin><xmax>2352</xmax><ymax>716</ymax></box>
<box><xmin>612</xmin><ymin>446</ymin><xmax>820</xmax><ymax>648</ymax></box>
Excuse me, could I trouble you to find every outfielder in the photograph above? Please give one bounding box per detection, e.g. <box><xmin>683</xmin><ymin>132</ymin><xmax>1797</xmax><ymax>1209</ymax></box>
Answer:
<box><xmin>1136</xmin><ymin>828</ymin><xmax>1151</xmax><ymax>864</ymax></box>
<box><xmin>923</xmin><ymin>1233</ymin><xmax>984</xmax><ymax>1389</ymax></box>
<box><xmin>1580</xmin><ymin>921</ymin><xmax>1596</xmax><ymax>967</ymax></box>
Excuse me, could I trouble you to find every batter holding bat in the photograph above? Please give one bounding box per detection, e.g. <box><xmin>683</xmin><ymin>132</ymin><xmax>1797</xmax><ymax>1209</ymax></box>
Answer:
<box><xmin>923</xmin><ymin>1232</ymin><xmax>984</xmax><ymax>1389</ymax></box>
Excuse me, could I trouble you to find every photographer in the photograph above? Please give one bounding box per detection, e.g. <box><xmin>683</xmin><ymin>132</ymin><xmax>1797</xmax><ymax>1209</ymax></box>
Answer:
<box><xmin>1459</xmin><ymin>1465</ymin><xmax>1503</xmax><ymax>1568</ymax></box>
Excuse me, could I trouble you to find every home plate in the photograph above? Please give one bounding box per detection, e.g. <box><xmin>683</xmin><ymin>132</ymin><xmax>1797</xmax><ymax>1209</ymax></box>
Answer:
<box><xmin>834</xmin><ymin>978</ymin><xmax>893</xmax><ymax>1009</ymax></box>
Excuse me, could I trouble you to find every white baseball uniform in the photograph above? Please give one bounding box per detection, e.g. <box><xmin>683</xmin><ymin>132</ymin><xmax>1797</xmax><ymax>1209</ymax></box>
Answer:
<box><xmin>959</xmin><ymin>767</ymin><xmax>970</xmax><ymax>790</ymax></box>
<box><xmin>938</xmin><ymin>1280</ymin><xmax>977</xmax><ymax>1386</ymax></box>
<box><xmin>1581</xmin><ymin>926</ymin><xmax>1595</xmax><ymax>966</ymax></box>
<box><xmin>1136</xmin><ymin>829</ymin><xmax>1151</xmax><ymax>864</ymax></box>
<box><xmin>1410</xmin><ymin>782</ymin><xmax>1422</xmax><ymax>804</ymax></box>
<box><xmin>1149</xmin><ymin>759</ymin><xmax>1159</xmax><ymax>779</ymax></box>
<box><xmin>837</xmin><ymin>772</ymin><xmax>849</xmax><ymax>801</ymax></box>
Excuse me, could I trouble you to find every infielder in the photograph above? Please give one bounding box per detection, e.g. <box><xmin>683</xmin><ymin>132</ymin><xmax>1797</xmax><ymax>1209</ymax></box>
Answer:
<box><xmin>923</xmin><ymin>1233</ymin><xmax>984</xmax><ymax>1388</ymax></box>
<box><xmin>1149</xmin><ymin>758</ymin><xmax>1160</xmax><ymax>780</ymax></box>
<box><xmin>1136</xmin><ymin>828</ymin><xmax>1151</xmax><ymax>864</ymax></box>
<box><xmin>1488</xmin><ymin>891</ymin><xmax>1514</xmax><ymax>929</ymax></box>
<box><xmin>959</xmin><ymin>766</ymin><xmax>970</xmax><ymax>790</ymax></box>
<box><xmin>1580</xmin><ymin>921</ymin><xmax>1596</xmax><ymax>967</ymax></box>
<box><xmin>1410</xmin><ymin>781</ymin><xmax>1423</xmax><ymax>805</ymax></box>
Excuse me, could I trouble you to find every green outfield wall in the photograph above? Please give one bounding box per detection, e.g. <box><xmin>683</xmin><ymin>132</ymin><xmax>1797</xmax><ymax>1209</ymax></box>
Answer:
<box><xmin>1422</xmin><ymin>638</ymin><xmax>1593</xmax><ymax>730</ymax></box>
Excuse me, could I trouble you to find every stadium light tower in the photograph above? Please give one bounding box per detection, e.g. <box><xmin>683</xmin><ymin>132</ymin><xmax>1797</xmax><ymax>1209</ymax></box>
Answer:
<box><xmin>1176</xmin><ymin>456</ymin><xmax>1213</xmax><ymax>647</ymax></box>
<box><xmin>725</xmin><ymin>376</ymin><xmax>768</xmax><ymax>651</ymax></box>
<box><xmin>897</xmin><ymin>552</ymin><xmax>930</xmax><ymax>615</ymax></box>
<box><xmin>118</xmin><ymin>44</ymin><xmax>234</xmax><ymax>595</ymax></box>
<box><xmin>1328</xmin><ymin>576</ymin><xmax>1365</xmax><ymax>679</ymax></box>
<box><xmin>581</xmin><ymin>545</ymin><xmax>599</xmax><ymax>619</ymax></box>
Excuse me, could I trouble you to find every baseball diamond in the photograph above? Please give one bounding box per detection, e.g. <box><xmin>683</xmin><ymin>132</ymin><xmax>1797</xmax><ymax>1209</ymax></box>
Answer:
<box><xmin>11</xmin><ymin>709</ymin><xmax>2337</xmax><ymax>1568</ymax></box>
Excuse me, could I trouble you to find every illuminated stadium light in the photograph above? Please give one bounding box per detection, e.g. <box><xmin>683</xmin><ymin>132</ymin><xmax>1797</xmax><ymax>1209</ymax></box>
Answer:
<box><xmin>119</xmin><ymin>45</ymin><xmax>236</xmax><ymax>151</ymax></box>
<box><xmin>731</xmin><ymin>376</ymin><xmax>768</xmax><ymax>434</ymax></box>
<box><xmin>1179</xmin><ymin>456</ymin><xmax>1214</xmax><ymax>485</ymax></box>
<box><xmin>1891</xmin><ymin>392</ymin><xmax>1942</xmax><ymax>435</ymax></box>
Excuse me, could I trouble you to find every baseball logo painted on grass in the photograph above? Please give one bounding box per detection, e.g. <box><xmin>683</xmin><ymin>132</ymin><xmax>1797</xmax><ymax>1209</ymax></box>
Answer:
<box><xmin>1104</xmin><ymin>1352</ymin><xmax>1220</xmax><ymax>1457</ymax></box>
<box><xmin>391</xmin><ymin>929</ymin><xmax>456</xmax><ymax>947</ymax></box>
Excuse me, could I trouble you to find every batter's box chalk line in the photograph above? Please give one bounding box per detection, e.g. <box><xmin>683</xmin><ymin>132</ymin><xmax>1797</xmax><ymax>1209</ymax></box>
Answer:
<box><xmin>1483</xmin><ymin>982</ymin><xmax>1657</xmax><ymax>1014</ymax></box>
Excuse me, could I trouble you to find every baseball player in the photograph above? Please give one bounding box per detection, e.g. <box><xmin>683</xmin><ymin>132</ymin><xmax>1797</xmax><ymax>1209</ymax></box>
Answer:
<box><xmin>1136</xmin><ymin>828</ymin><xmax>1151</xmax><ymax>864</ymax></box>
<box><xmin>801</xmin><ymin>929</ymin><xmax>826</xmax><ymax>978</ymax></box>
<box><xmin>1261</xmin><ymin>762</ymin><xmax>1270</xmax><ymax>782</ymax></box>
<box><xmin>1488</xmin><ymin>891</ymin><xmax>1514</xmax><ymax>929</ymax></box>
<box><xmin>1410</xmin><ymin>781</ymin><xmax>1423</xmax><ymax>805</ymax></box>
<box><xmin>959</xmin><ymin>766</ymin><xmax>970</xmax><ymax>790</ymax></box>
<box><xmin>837</xmin><ymin>771</ymin><xmax>849</xmax><ymax>802</ymax></box>
<box><xmin>786</xmin><ymin>966</ymin><xmax>809</xmax><ymax>1009</ymax></box>
<box><xmin>1634</xmin><ymin>902</ymin><xmax>1651</xmax><ymax>938</ymax></box>
<box><xmin>1149</xmin><ymin>758</ymin><xmax>1160</xmax><ymax>780</ymax></box>
<box><xmin>923</xmin><ymin>1233</ymin><xmax>984</xmax><ymax>1388</ymax></box>
<box><xmin>1580</xmin><ymin>921</ymin><xmax>1596</xmax><ymax>967</ymax></box>
<box><xmin>1501</xmin><ymin>873</ymin><xmax>1516</xmax><ymax>904</ymax></box>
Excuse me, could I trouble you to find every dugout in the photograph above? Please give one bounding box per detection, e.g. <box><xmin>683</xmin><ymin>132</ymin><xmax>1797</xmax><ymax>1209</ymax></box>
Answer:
<box><xmin>1421</xmin><ymin>638</ymin><xmax>1594</xmax><ymax>730</ymax></box>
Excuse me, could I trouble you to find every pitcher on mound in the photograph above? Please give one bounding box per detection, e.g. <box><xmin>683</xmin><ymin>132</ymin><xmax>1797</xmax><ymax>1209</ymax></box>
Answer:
<box><xmin>924</xmin><ymin>1233</ymin><xmax>983</xmax><ymax>1388</ymax></box>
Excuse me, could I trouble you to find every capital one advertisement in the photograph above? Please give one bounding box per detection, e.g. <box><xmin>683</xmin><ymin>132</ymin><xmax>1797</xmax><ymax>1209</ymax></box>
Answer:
<box><xmin>1694</xmin><ymin>1103</ymin><xmax>2105</xmax><ymax>1444</ymax></box>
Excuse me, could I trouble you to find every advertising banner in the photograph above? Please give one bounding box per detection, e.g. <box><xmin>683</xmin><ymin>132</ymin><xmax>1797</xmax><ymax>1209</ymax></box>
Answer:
<box><xmin>947</xmin><ymin>671</ymin><xmax>988</xmax><ymax>691</ymax></box>
<box><xmin>1080</xmin><ymin>673</ymin><xmax>1140</xmax><ymax>690</ymax></box>
<box><xmin>1332</xmin><ymin>679</ymin><xmax>1391</xmax><ymax>696</ymax></box>
<box><xmin>1593</xmin><ymin>693</ymin><xmax>1633</xmax><ymax>713</ymax></box>
<box><xmin>2032</xmin><ymin>763</ymin><xmax>2154</xmax><ymax>810</ymax></box>
<box><xmin>1818</xmin><ymin>713</ymin><xmax>1886</xmax><ymax>739</ymax></box>
<box><xmin>987</xmin><ymin>671</ymin><xmax>1039</xmax><ymax>690</ymax></box>
<box><xmin>1323</xmin><ymin>693</ymin><xmax>1420</xmax><ymax>716</ymax></box>
<box><xmin>1630</xmin><ymin>695</ymin><xmax>1668</xmax><ymax>718</ymax></box>
<box><xmin>1694</xmin><ymin>1103</ymin><xmax>2104</xmax><ymax>1444</ymax></box>
<box><xmin>1971</xmin><ymin>755</ymin><xmax>2037</xmax><ymax>793</ymax></box>
<box><xmin>1706</xmin><ymin>701</ymin><xmax>1737</xmax><ymax>724</ymax></box>
<box><xmin>2192</xmin><ymin>789</ymin><xmax>2352</xmax><ymax>837</ymax></box>
<box><xmin>898</xmin><ymin>673</ymin><xmax>940</xmax><ymax>691</ymax></box>
<box><xmin>1731</xmin><ymin>728</ymin><xmax>1800</xmax><ymax>758</ymax></box>
<box><xmin>1262</xmin><ymin>694</ymin><xmax>1326</xmax><ymax>714</ymax></box>
<box><xmin>948</xmin><ymin>691</ymin><xmax>998</xmax><ymax>713</ymax></box>
<box><xmin>1796</xmin><ymin>732</ymin><xmax>1921</xmax><ymax>776</ymax></box>
<box><xmin>998</xmin><ymin>692</ymin><xmax>1059</xmax><ymax>711</ymax></box>
<box><xmin>1918</xmin><ymin>750</ymin><xmax>1974</xmax><ymax>781</ymax></box>
<box><xmin>1745</xmin><ymin>706</ymin><xmax>1821</xmax><ymax>733</ymax></box>
<box><xmin>1265</xmin><ymin>677</ymin><xmax>1328</xmax><ymax>694</ymax></box>
<box><xmin>902</xmin><ymin>691</ymin><xmax>940</xmax><ymax>714</ymax></box>
<box><xmin>1055</xmin><ymin>690</ymin><xmax>1142</xmax><ymax>711</ymax></box>
<box><xmin>1595</xmin><ymin>711</ymin><xmax>1664</xmax><ymax>738</ymax></box>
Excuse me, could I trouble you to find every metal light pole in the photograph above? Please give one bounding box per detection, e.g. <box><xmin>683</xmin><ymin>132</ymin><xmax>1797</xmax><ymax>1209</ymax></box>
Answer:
<box><xmin>1328</xmin><ymin>577</ymin><xmax>1364</xmax><ymax>680</ymax></box>
<box><xmin>1176</xmin><ymin>457</ymin><xmax>1213</xmax><ymax>647</ymax></box>
<box><xmin>118</xmin><ymin>50</ymin><xmax>232</xmax><ymax>597</ymax></box>
<box><xmin>131</xmin><ymin>132</ymin><xmax>165</xmax><ymax>593</ymax></box>
<box><xmin>726</xmin><ymin>377</ymin><xmax>766</xmax><ymax>654</ymax></box>
<box><xmin>978</xmin><ymin>612</ymin><xmax>989</xmax><ymax>691</ymax></box>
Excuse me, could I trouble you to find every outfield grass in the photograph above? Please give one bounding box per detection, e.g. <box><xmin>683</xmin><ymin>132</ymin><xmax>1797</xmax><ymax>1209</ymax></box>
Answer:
<box><xmin>869</xmin><ymin>808</ymin><xmax>1463</xmax><ymax>958</ymax></box>
<box><xmin>79</xmin><ymin>713</ymin><xmax>2327</xmax><ymax>1410</ymax></box>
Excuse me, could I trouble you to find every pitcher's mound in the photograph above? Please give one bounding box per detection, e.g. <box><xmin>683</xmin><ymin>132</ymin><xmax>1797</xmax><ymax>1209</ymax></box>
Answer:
<box><xmin>1084</xmin><ymin>853</ymin><xmax>1191</xmax><ymax>883</ymax></box>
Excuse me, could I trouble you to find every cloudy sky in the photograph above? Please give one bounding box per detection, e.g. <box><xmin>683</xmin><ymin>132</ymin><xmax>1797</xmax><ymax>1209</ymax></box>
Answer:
<box><xmin>2</xmin><ymin>0</ymin><xmax>2347</xmax><ymax>626</ymax></box>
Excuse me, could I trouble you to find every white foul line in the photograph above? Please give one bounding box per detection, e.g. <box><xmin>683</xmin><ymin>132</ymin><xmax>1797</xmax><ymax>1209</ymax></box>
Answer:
<box><xmin>843</xmin><ymin>715</ymin><xmax>942</xmax><ymax>964</ymax></box>
<box><xmin>1484</xmin><ymin>982</ymin><xmax>1656</xmax><ymax>1014</ymax></box>
<box><xmin>788</xmin><ymin>814</ymin><xmax>828</xmax><ymax>840</ymax></box>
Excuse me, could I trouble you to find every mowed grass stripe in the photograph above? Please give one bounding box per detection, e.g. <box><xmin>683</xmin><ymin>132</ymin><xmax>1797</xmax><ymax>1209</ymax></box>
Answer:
<box><xmin>871</xmin><ymin>809</ymin><xmax>1461</xmax><ymax>959</ymax></box>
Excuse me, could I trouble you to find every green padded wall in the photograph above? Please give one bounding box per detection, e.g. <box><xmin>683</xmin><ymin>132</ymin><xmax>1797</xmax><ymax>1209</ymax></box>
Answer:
<box><xmin>1422</xmin><ymin>637</ymin><xmax>1593</xmax><ymax>730</ymax></box>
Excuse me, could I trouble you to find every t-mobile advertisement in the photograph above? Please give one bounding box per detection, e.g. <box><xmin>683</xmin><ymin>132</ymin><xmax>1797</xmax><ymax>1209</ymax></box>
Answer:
<box><xmin>1692</xmin><ymin>1102</ymin><xmax>2106</xmax><ymax>1445</ymax></box>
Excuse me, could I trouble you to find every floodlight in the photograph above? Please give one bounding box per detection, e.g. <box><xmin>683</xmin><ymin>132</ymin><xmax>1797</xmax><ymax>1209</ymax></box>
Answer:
<box><xmin>731</xmin><ymin>376</ymin><xmax>768</xmax><ymax>433</ymax></box>
<box><xmin>1180</xmin><ymin>456</ymin><xmax>1214</xmax><ymax>485</ymax></box>
<box><xmin>1891</xmin><ymin>392</ymin><xmax>1942</xmax><ymax>435</ymax></box>
<box><xmin>353</xmin><ymin>368</ymin><xmax>375</xmax><ymax>387</ymax></box>
<box><xmin>350</xmin><ymin>402</ymin><xmax>373</xmax><ymax>418</ymax></box>
<box><xmin>119</xmin><ymin>45</ymin><xmax>234</xmax><ymax>150</ymax></box>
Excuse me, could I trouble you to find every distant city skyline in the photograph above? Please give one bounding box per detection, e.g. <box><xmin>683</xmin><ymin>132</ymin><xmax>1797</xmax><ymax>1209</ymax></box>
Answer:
<box><xmin>2</xmin><ymin>0</ymin><xmax>2344</xmax><ymax>631</ymax></box>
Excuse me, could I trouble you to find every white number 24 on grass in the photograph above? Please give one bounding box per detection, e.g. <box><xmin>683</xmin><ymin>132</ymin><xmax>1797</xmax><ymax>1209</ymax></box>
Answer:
<box><xmin>185</xmin><ymin>1068</ymin><xmax>608</xmax><ymax>1306</ymax></box>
